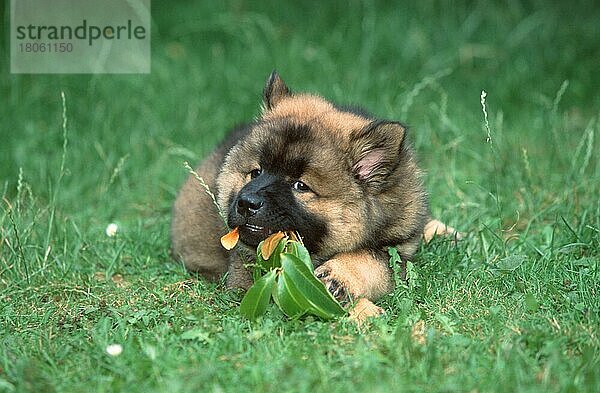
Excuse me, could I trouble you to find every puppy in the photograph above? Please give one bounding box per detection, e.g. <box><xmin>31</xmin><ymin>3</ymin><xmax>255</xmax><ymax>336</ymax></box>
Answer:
<box><xmin>172</xmin><ymin>72</ymin><xmax>458</xmax><ymax>319</ymax></box>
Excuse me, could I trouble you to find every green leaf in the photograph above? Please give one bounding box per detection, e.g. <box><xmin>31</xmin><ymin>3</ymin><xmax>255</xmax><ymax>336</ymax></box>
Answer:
<box><xmin>285</xmin><ymin>242</ymin><xmax>313</xmax><ymax>271</ymax></box>
<box><xmin>251</xmin><ymin>263</ymin><xmax>263</xmax><ymax>282</ymax></box>
<box><xmin>280</xmin><ymin>253</ymin><xmax>346</xmax><ymax>319</ymax></box>
<box><xmin>524</xmin><ymin>293</ymin><xmax>540</xmax><ymax>312</ymax></box>
<box><xmin>180</xmin><ymin>328</ymin><xmax>213</xmax><ymax>343</ymax></box>
<box><xmin>272</xmin><ymin>270</ymin><xmax>310</xmax><ymax>318</ymax></box>
<box><xmin>434</xmin><ymin>313</ymin><xmax>456</xmax><ymax>334</ymax></box>
<box><xmin>387</xmin><ymin>246</ymin><xmax>405</xmax><ymax>287</ymax></box>
<box><xmin>496</xmin><ymin>255</ymin><xmax>526</xmax><ymax>271</ymax></box>
<box><xmin>388</xmin><ymin>246</ymin><xmax>402</xmax><ymax>264</ymax></box>
<box><xmin>406</xmin><ymin>260</ymin><xmax>420</xmax><ymax>290</ymax></box>
<box><xmin>240</xmin><ymin>269</ymin><xmax>277</xmax><ymax>320</ymax></box>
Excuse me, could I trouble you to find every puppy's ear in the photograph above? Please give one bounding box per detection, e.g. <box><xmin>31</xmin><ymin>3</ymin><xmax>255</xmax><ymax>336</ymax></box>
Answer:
<box><xmin>350</xmin><ymin>121</ymin><xmax>406</xmax><ymax>189</ymax></box>
<box><xmin>263</xmin><ymin>71</ymin><xmax>291</xmax><ymax>110</ymax></box>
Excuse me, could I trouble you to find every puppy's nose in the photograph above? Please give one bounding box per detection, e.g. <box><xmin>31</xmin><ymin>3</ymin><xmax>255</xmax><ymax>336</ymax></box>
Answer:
<box><xmin>237</xmin><ymin>194</ymin><xmax>264</xmax><ymax>217</ymax></box>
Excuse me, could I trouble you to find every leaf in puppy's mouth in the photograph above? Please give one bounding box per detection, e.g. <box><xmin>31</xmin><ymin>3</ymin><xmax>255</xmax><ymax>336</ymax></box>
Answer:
<box><xmin>260</xmin><ymin>231</ymin><xmax>286</xmax><ymax>260</ymax></box>
<box><xmin>220</xmin><ymin>227</ymin><xmax>239</xmax><ymax>250</ymax></box>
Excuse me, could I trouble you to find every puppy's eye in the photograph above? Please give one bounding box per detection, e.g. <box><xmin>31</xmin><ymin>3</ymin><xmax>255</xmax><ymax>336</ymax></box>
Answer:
<box><xmin>249</xmin><ymin>168</ymin><xmax>262</xmax><ymax>179</ymax></box>
<box><xmin>292</xmin><ymin>180</ymin><xmax>311</xmax><ymax>193</ymax></box>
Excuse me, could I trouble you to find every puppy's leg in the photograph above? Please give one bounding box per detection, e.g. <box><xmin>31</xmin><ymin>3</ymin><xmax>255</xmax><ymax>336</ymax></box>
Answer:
<box><xmin>314</xmin><ymin>250</ymin><xmax>393</xmax><ymax>321</ymax></box>
<box><xmin>225</xmin><ymin>249</ymin><xmax>254</xmax><ymax>290</ymax></box>
<box><xmin>423</xmin><ymin>219</ymin><xmax>462</xmax><ymax>243</ymax></box>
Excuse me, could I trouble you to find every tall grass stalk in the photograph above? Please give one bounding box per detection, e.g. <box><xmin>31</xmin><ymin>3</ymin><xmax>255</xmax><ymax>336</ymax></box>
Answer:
<box><xmin>479</xmin><ymin>90</ymin><xmax>506</xmax><ymax>250</ymax></box>
<box><xmin>183</xmin><ymin>161</ymin><xmax>227</xmax><ymax>228</ymax></box>
<box><xmin>42</xmin><ymin>92</ymin><xmax>70</xmax><ymax>274</ymax></box>
<box><xmin>4</xmin><ymin>198</ymin><xmax>28</xmax><ymax>284</ymax></box>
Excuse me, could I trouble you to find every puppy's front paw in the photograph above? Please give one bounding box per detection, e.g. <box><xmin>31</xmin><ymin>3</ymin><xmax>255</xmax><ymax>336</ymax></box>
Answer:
<box><xmin>348</xmin><ymin>298</ymin><xmax>384</xmax><ymax>325</ymax></box>
<box><xmin>313</xmin><ymin>251</ymin><xmax>392</xmax><ymax>308</ymax></box>
<box><xmin>315</xmin><ymin>265</ymin><xmax>351</xmax><ymax>305</ymax></box>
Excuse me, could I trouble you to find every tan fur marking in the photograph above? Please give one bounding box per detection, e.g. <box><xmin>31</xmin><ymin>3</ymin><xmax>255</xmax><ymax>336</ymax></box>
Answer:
<box><xmin>263</xmin><ymin>94</ymin><xmax>370</xmax><ymax>137</ymax></box>
<box><xmin>309</xmin><ymin>199</ymin><xmax>366</xmax><ymax>255</ymax></box>
<box><xmin>215</xmin><ymin>145</ymin><xmax>251</xmax><ymax>212</ymax></box>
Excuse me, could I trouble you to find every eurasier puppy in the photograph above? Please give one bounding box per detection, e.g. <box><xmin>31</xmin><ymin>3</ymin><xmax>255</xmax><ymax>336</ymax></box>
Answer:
<box><xmin>172</xmin><ymin>72</ymin><xmax>457</xmax><ymax>318</ymax></box>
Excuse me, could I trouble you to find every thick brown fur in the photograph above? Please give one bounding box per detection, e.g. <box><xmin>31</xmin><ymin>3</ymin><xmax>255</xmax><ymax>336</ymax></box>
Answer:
<box><xmin>172</xmin><ymin>72</ymin><xmax>447</xmax><ymax>319</ymax></box>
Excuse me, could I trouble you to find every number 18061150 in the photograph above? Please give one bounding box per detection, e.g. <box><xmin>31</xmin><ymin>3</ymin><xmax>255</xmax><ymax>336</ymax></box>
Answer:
<box><xmin>18</xmin><ymin>42</ymin><xmax>73</xmax><ymax>53</ymax></box>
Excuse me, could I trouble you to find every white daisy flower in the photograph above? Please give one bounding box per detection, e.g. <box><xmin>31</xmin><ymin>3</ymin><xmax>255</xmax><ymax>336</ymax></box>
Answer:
<box><xmin>106</xmin><ymin>343</ymin><xmax>123</xmax><ymax>356</ymax></box>
<box><xmin>105</xmin><ymin>223</ymin><xmax>118</xmax><ymax>237</ymax></box>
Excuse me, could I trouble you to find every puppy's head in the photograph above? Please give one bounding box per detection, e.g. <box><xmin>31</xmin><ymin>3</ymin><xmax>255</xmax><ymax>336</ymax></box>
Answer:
<box><xmin>217</xmin><ymin>72</ymin><xmax>414</xmax><ymax>258</ymax></box>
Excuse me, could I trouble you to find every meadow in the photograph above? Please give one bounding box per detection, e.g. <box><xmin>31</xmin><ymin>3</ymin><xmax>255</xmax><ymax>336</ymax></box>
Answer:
<box><xmin>1</xmin><ymin>1</ymin><xmax>598</xmax><ymax>392</ymax></box>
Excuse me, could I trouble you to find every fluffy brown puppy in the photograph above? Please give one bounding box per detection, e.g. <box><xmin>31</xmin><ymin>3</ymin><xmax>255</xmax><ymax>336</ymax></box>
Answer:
<box><xmin>172</xmin><ymin>72</ymin><xmax>456</xmax><ymax>318</ymax></box>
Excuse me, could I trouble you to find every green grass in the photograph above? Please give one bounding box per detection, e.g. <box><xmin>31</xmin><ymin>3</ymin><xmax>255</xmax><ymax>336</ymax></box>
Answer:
<box><xmin>1</xmin><ymin>1</ymin><xmax>599</xmax><ymax>392</ymax></box>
